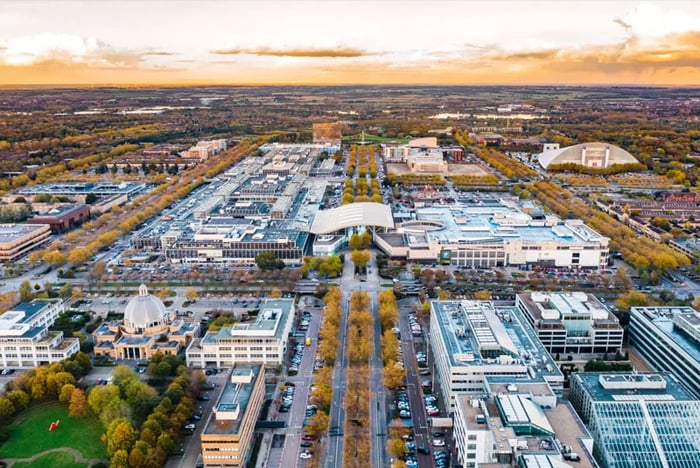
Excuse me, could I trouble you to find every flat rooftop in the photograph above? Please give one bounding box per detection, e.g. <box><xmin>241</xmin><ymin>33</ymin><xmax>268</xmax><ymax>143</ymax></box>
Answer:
<box><xmin>575</xmin><ymin>372</ymin><xmax>696</xmax><ymax>402</ymax></box>
<box><xmin>431</xmin><ymin>300</ymin><xmax>561</xmax><ymax>381</ymax></box>
<box><xmin>203</xmin><ymin>364</ymin><xmax>262</xmax><ymax>436</ymax></box>
<box><xmin>632</xmin><ymin>307</ymin><xmax>700</xmax><ymax>363</ymax></box>
<box><xmin>203</xmin><ymin>299</ymin><xmax>293</xmax><ymax>343</ymax></box>
<box><xmin>519</xmin><ymin>292</ymin><xmax>617</xmax><ymax>323</ymax></box>
<box><xmin>0</xmin><ymin>223</ymin><xmax>48</xmax><ymax>243</ymax></box>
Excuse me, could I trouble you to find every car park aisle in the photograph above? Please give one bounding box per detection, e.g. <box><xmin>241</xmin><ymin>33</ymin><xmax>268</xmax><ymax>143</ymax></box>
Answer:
<box><xmin>278</xmin><ymin>304</ymin><xmax>322</xmax><ymax>467</ymax></box>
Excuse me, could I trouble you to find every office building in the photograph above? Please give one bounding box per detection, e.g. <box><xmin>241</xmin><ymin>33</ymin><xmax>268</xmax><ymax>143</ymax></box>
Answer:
<box><xmin>200</xmin><ymin>364</ymin><xmax>265</xmax><ymax>467</ymax></box>
<box><xmin>0</xmin><ymin>300</ymin><xmax>79</xmax><ymax>368</ymax></box>
<box><xmin>187</xmin><ymin>299</ymin><xmax>294</xmax><ymax>368</ymax></box>
<box><xmin>516</xmin><ymin>292</ymin><xmax>623</xmax><ymax>356</ymax></box>
<box><xmin>570</xmin><ymin>372</ymin><xmax>700</xmax><ymax>468</ymax></box>
<box><xmin>629</xmin><ymin>306</ymin><xmax>700</xmax><ymax>397</ymax></box>
<box><xmin>27</xmin><ymin>204</ymin><xmax>91</xmax><ymax>233</ymax></box>
<box><xmin>0</xmin><ymin>223</ymin><xmax>51</xmax><ymax>261</ymax></box>
<box><xmin>453</xmin><ymin>393</ymin><xmax>595</xmax><ymax>468</ymax></box>
<box><xmin>430</xmin><ymin>300</ymin><xmax>564</xmax><ymax>411</ymax></box>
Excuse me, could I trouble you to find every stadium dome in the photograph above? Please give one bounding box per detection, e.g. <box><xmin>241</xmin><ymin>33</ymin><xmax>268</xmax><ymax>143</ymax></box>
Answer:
<box><xmin>124</xmin><ymin>284</ymin><xmax>169</xmax><ymax>330</ymax></box>
<box><xmin>538</xmin><ymin>142</ymin><xmax>638</xmax><ymax>170</ymax></box>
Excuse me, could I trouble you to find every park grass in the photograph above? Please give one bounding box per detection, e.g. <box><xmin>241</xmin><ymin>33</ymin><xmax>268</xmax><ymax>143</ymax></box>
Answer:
<box><xmin>12</xmin><ymin>451</ymin><xmax>88</xmax><ymax>468</ymax></box>
<box><xmin>0</xmin><ymin>404</ymin><xmax>105</xmax><ymax>459</ymax></box>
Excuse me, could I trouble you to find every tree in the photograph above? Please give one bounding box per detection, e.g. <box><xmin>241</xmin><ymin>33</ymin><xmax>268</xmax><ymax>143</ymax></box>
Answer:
<box><xmin>58</xmin><ymin>282</ymin><xmax>73</xmax><ymax>299</ymax></box>
<box><xmin>255</xmin><ymin>251</ymin><xmax>285</xmax><ymax>270</ymax></box>
<box><xmin>382</xmin><ymin>362</ymin><xmax>406</xmax><ymax>390</ymax></box>
<box><xmin>185</xmin><ymin>287</ymin><xmax>198</xmax><ymax>301</ymax></box>
<box><xmin>69</xmin><ymin>388</ymin><xmax>89</xmax><ymax>417</ymax></box>
<box><xmin>387</xmin><ymin>438</ymin><xmax>407</xmax><ymax>458</ymax></box>
<box><xmin>88</xmin><ymin>384</ymin><xmax>120</xmax><ymax>416</ymax></box>
<box><xmin>0</xmin><ymin>397</ymin><xmax>15</xmax><ymax>419</ymax></box>
<box><xmin>348</xmin><ymin>233</ymin><xmax>363</xmax><ymax>250</ymax></box>
<box><xmin>59</xmin><ymin>383</ymin><xmax>76</xmax><ymax>403</ymax></box>
<box><xmin>110</xmin><ymin>449</ymin><xmax>129</xmax><ymax>468</ymax></box>
<box><xmin>5</xmin><ymin>390</ymin><xmax>29</xmax><ymax>413</ymax></box>
<box><xmin>350</xmin><ymin>249</ymin><xmax>371</xmax><ymax>269</ymax></box>
<box><xmin>19</xmin><ymin>280</ymin><xmax>33</xmax><ymax>302</ymax></box>
<box><xmin>270</xmin><ymin>288</ymin><xmax>283</xmax><ymax>299</ymax></box>
<box><xmin>107</xmin><ymin>419</ymin><xmax>137</xmax><ymax>457</ymax></box>
<box><xmin>305</xmin><ymin>411</ymin><xmax>330</xmax><ymax>439</ymax></box>
<box><xmin>474</xmin><ymin>290</ymin><xmax>491</xmax><ymax>301</ymax></box>
<box><xmin>361</xmin><ymin>231</ymin><xmax>372</xmax><ymax>248</ymax></box>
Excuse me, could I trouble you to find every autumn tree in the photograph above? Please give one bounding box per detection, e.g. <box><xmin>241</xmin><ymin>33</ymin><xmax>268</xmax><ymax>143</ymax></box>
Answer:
<box><xmin>19</xmin><ymin>280</ymin><xmax>33</xmax><ymax>302</ymax></box>
<box><xmin>69</xmin><ymin>388</ymin><xmax>90</xmax><ymax>417</ymax></box>
<box><xmin>185</xmin><ymin>287</ymin><xmax>198</xmax><ymax>301</ymax></box>
<box><xmin>382</xmin><ymin>361</ymin><xmax>406</xmax><ymax>390</ymax></box>
<box><xmin>350</xmin><ymin>249</ymin><xmax>371</xmax><ymax>269</ymax></box>
<box><xmin>348</xmin><ymin>233</ymin><xmax>363</xmax><ymax>250</ymax></box>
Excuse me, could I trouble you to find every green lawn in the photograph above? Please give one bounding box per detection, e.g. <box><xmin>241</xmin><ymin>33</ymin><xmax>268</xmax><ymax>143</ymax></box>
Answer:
<box><xmin>12</xmin><ymin>451</ymin><xmax>88</xmax><ymax>468</ymax></box>
<box><xmin>0</xmin><ymin>404</ymin><xmax>105</xmax><ymax>459</ymax></box>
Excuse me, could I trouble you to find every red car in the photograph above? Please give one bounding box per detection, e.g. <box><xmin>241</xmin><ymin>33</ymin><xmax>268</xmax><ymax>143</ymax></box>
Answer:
<box><xmin>302</xmin><ymin>434</ymin><xmax>316</xmax><ymax>441</ymax></box>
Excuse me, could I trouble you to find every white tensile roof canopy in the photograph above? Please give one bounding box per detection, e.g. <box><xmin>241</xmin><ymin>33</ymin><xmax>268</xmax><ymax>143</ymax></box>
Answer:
<box><xmin>309</xmin><ymin>202</ymin><xmax>394</xmax><ymax>234</ymax></box>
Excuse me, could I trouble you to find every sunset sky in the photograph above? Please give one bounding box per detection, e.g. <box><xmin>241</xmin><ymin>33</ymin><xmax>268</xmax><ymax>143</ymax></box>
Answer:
<box><xmin>1</xmin><ymin>1</ymin><xmax>700</xmax><ymax>86</ymax></box>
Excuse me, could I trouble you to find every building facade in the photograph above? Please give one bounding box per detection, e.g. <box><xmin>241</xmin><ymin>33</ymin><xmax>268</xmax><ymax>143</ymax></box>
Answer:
<box><xmin>429</xmin><ymin>300</ymin><xmax>563</xmax><ymax>411</ymax></box>
<box><xmin>0</xmin><ymin>300</ymin><xmax>79</xmax><ymax>368</ymax></box>
<box><xmin>0</xmin><ymin>223</ymin><xmax>52</xmax><ymax>262</ymax></box>
<box><xmin>516</xmin><ymin>292</ymin><xmax>623</xmax><ymax>356</ymax></box>
<box><xmin>629</xmin><ymin>306</ymin><xmax>700</xmax><ymax>397</ymax></box>
<box><xmin>570</xmin><ymin>372</ymin><xmax>700</xmax><ymax>467</ymax></box>
<box><xmin>187</xmin><ymin>299</ymin><xmax>294</xmax><ymax>368</ymax></box>
<box><xmin>92</xmin><ymin>284</ymin><xmax>198</xmax><ymax>360</ymax></box>
<box><xmin>200</xmin><ymin>364</ymin><xmax>265</xmax><ymax>467</ymax></box>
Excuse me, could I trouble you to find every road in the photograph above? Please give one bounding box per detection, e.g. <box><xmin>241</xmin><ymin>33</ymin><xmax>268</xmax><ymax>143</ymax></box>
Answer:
<box><xmin>398</xmin><ymin>299</ymin><xmax>433</xmax><ymax>468</ymax></box>
<box><xmin>325</xmin><ymin>251</ymin><xmax>354</xmax><ymax>468</ymax></box>
<box><xmin>278</xmin><ymin>305</ymin><xmax>323</xmax><ymax>468</ymax></box>
<box><xmin>368</xmin><ymin>251</ymin><xmax>388</xmax><ymax>468</ymax></box>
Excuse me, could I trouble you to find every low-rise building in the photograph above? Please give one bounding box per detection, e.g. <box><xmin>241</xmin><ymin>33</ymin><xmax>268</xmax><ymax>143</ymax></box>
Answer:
<box><xmin>0</xmin><ymin>300</ymin><xmax>79</xmax><ymax>368</ymax></box>
<box><xmin>430</xmin><ymin>300</ymin><xmax>564</xmax><ymax>411</ymax></box>
<box><xmin>629</xmin><ymin>306</ymin><xmax>700</xmax><ymax>397</ymax></box>
<box><xmin>516</xmin><ymin>292</ymin><xmax>623</xmax><ymax>356</ymax></box>
<box><xmin>569</xmin><ymin>372</ymin><xmax>700</xmax><ymax>467</ymax></box>
<box><xmin>200</xmin><ymin>364</ymin><xmax>265</xmax><ymax>467</ymax></box>
<box><xmin>92</xmin><ymin>284</ymin><xmax>198</xmax><ymax>360</ymax></box>
<box><xmin>27</xmin><ymin>204</ymin><xmax>91</xmax><ymax>233</ymax></box>
<box><xmin>187</xmin><ymin>299</ymin><xmax>294</xmax><ymax>368</ymax></box>
<box><xmin>454</xmin><ymin>392</ymin><xmax>596</xmax><ymax>468</ymax></box>
<box><xmin>0</xmin><ymin>223</ymin><xmax>51</xmax><ymax>261</ymax></box>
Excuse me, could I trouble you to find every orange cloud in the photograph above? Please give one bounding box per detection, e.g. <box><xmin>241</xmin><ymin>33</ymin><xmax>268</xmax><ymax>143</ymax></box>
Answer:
<box><xmin>210</xmin><ymin>46</ymin><xmax>373</xmax><ymax>58</ymax></box>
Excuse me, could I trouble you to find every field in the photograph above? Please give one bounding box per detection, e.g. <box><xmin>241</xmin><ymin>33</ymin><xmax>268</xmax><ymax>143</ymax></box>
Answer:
<box><xmin>0</xmin><ymin>404</ymin><xmax>105</xmax><ymax>460</ymax></box>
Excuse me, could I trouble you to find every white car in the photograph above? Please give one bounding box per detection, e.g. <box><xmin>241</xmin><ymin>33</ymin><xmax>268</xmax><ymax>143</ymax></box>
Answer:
<box><xmin>299</xmin><ymin>452</ymin><xmax>312</xmax><ymax>459</ymax></box>
<box><xmin>432</xmin><ymin>439</ymin><xmax>445</xmax><ymax>447</ymax></box>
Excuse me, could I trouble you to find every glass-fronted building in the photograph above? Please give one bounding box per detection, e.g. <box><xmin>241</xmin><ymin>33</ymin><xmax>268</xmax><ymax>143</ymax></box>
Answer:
<box><xmin>570</xmin><ymin>372</ymin><xmax>700</xmax><ymax>468</ymax></box>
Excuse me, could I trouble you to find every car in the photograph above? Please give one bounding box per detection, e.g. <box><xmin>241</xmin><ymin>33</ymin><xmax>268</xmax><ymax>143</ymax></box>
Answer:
<box><xmin>432</xmin><ymin>439</ymin><xmax>445</xmax><ymax>447</ymax></box>
<box><xmin>300</xmin><ymin>441</ymin><xmax>313</xmax><ymax>448</ymax></box>
<box><xmin>432</xmin><ymin>431</ymin><xmax>445</xmax><ymax>438</ymax></box>
<box><xmin>299</xmin><ymin>452</ymin><xmax>312</xmax><ymax>459</ymax></box>
<box><xmin>184</xmin><ymin>423</ymin><xmax>196</xmax><ymax>431</ymax></box>
<box><xmin>399</xmin><ymin>410</ymin><xmax>411</xmax><ymax>419</ymax></box>
<box><xmin>419</xmin><ymin>369</ymin><xmax>431</xmax><ymax>376</ymax></box>
<box><xmin>302</xmin><ymin>434</ymin><xmax>316</xmax><ymax>441</ymax></box>
<box><xmin>197</xmin><ymin>394</ymin><xmax>210</xmax><ymax>401</ymax></box>
<box><xmin>190</xmin><ymin>414</ymin><xmax>202</xmax><ymax>421</ymax></box>
<box><xmin>417</xmin><ymin>446</ymin><xmax>431</xmax><ymax>454</ymax></box>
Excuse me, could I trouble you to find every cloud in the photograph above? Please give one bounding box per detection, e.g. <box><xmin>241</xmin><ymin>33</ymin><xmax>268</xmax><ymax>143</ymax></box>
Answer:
<box><xmin>210</xmin><ymin>46</ymin><xmax>373</xmax><ymax>58</ymax></box>
<box><xmin>0</xmin><ymin>33</ymin><xmax>144</xmax><ymax>68</ymax></box>
<box><xmin>142</xmin><ymin>51</ymin><xmax>177</xmax><ymax>56</ymax></box>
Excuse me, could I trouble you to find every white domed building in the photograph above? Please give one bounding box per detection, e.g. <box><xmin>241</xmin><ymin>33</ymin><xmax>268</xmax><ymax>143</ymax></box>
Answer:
<box><xmin>93</xmin><ymin>284</ymin><xmax>199</xmax><ymax>360</ymax></box>
<box><xmin>538</xmin><ymin>142</ymin><xmax>639</xmax><ymax>170</ymax></box>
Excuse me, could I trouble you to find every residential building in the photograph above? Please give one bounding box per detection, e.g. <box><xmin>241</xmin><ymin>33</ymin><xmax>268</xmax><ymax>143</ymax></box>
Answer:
<box><xmin>429</xmin><ymin>300</ymin><xmax>564</xmax><ymax>411</ymax></box>
<box><xmin>0</xmin><ymin>300</ymin><xmax>79</xmax><ymax>368</ymax></box>
<box><xmin>187</xmin><ymin>299</ymin><xmax>294</xmax><ymax>368</ymax></box>
<box><xmin>0</xmin><ymin>223</ymin><xmax>52</xmax><ymax>261</ymax></box>
<box><xmin>570</xmin><ymin>372</ymin><xmax>700</xmax><ymax>467</ymax></box>
<box><xmin>629</xmin><ymin>306</ymin><xmax>700</xmax><ymax>397</ymax></box>
<box><xmin>516</xmin><ymin>292</ymin><xmax>623</xmax><ymax>356</ymax></box>
<box><xmin>453</xmin><ymin>392</ymin><xmax>596</xmax><ymax>468</ymax></box>
<box><xmin>92</xmin><ymin>284</ymin><xmax>198</xmax><ymax>360</ymax></box>
<box><xmin>200</xmin><ymin>364</ymin><xmax>265</xmax><ymax>467</ymax></box>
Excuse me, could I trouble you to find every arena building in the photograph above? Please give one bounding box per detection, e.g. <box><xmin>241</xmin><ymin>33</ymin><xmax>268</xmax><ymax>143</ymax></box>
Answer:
<box><xmin>538</xmin><ymin>142</ymin><xmax>639</xmax><ymax>170</ymax></box>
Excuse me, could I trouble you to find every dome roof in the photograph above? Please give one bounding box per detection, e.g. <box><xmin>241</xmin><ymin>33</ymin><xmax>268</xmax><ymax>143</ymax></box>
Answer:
<box><xmin>124</xmin><ymin>284</ymin><xmax>168</xmax><ymax>328</ymax></box>
<box><xmin>538</xmin><ymin>142</ymin><xmax>639</xmax><ymax>169</ymax></box>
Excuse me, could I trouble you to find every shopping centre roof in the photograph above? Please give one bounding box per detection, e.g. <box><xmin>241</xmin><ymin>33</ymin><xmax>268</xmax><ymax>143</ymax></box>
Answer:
<box><xmin>309</xmin><ymin>202</ymin><xmax>394</xmax><ymax>234</ymax></box>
